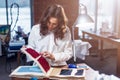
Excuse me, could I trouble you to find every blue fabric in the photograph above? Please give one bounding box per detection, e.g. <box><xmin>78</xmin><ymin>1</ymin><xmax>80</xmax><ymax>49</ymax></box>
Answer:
<box><xmin>9</xmin><ymin>45</ymin><xmax>22</xmax><ymax>50</ymax></box>
<box><xmin>30</xmin><ymin>77</ymin><xmax>38</xmax><ymax>80</ymax></box>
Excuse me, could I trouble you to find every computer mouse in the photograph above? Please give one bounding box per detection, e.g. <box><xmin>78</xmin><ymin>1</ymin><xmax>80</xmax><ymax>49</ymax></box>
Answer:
<box><xmin>68</xmin><ymin>64</ymin><xmax>77</xmax><ymax>68</ymax></box>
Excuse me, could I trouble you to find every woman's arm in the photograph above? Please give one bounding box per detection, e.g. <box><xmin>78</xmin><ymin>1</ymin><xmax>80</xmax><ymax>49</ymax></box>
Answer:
<box><xmin>52</xmin><ymin>27</ymin><xmax>73</xmax><ymax>62</ymax></box>
<box><xmin>27</xmin><ymin>25</ymin><xmax>39</xmax><ymax>49</ymax></box>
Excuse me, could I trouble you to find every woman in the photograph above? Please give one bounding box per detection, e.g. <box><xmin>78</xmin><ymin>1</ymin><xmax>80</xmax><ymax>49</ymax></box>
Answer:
<box><xmin>24</xmin><ymin>4</ymin><xmax>72</xmax><ymax>66</ymax></box>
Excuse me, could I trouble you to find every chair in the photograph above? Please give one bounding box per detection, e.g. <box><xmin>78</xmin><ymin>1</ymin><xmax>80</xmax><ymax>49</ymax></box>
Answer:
<box><xmin>81</xmin><ymin>38</ymin><xmax>99</xmax><ymax>56</ymax></box>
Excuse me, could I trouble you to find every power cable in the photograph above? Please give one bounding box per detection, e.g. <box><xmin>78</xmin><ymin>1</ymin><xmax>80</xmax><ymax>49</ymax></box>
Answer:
<box><xmin>10</xmin><ymin>3</ymin><xmax>19</xmax><ymax>32</ymax></box>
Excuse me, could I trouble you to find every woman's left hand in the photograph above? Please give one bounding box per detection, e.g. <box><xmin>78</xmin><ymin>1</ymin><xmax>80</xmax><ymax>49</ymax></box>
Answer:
<box><xmin>41</xmin><ymin>51</ymin><xmax>55</xmax><ymax>60</ymax></box>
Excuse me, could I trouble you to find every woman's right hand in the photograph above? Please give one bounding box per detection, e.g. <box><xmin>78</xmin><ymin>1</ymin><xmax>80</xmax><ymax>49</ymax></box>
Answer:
<box><xmin>21</xmin><ymin>45</ymin><xmax>27</xmax><ymax>53</ymax></box>
<box><xmin>22</xmin><ymin>45</ymin><xmax>27</xmax><ymax>48</ymax></box>
<box><xmin>41</xmin><ymin>51</ymin><xmax>55</xmax><ymax>60</ymax></box>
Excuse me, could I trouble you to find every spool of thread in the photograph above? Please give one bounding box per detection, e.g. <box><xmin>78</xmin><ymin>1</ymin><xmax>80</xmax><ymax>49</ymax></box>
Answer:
<box><xmin>68</xmin><ymin>64</ymin><xmax>77</xmax><ymax>68</ymax></box>
<box><xmin>30</xmin><ymin>77</ymin><xmax>38</xmax><ymax>80</ymax></box>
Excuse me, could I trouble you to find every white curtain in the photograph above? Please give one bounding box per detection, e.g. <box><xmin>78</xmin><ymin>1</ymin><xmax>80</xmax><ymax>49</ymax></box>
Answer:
<box><xmin>115</xmin><ymin>0</ymin><xmax>120</xmax><ymax>37</ymax></box>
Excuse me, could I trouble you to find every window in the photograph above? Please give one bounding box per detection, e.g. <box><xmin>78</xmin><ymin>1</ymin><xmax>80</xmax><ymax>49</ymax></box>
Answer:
<box><xmin>97</xmin><ymin>0</ymin><xmax>115</xmax><ymax>30</ymax></box>
<box><xmin>78</xmin><ymin>0</ymin><xmax>116</xmax><ymax>35</ymax></box>
<box><xmin>0</xmin><ymin>0</ymin><xmax>32</xmax><ymax>40</ymax></box>
<box><xmin>0</xmin><ymin>1</ymin><xmax>7</xmax><ymax>24</ymax></box>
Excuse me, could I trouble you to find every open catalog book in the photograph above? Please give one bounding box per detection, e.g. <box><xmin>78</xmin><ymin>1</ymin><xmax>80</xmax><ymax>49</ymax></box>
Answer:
<box><xmin>9</xmin><ymin>48</ymin><xmax>86</xmax><ymax>79</ymax></box>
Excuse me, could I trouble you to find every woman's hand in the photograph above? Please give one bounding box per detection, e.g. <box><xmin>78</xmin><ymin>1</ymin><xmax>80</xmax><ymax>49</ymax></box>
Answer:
<box><xmin>21</xmin><ymin>45</ymin><xmax>27</xmax><ymax>53</ymax></box>
<box><xmin>41</xmin><ymin>51</ymin><xmax>55</xmax><ymax>60</ymax></box>
<box><xmin>22</xmin><ymin>45</ymin><xmax>27</xmax><ymax>48</ymax></box>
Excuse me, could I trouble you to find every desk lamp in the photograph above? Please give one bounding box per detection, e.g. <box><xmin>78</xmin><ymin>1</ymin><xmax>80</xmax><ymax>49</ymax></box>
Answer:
<box><xmin>72</xmin><ymin>3</ymin><xmax>94</xmax><ymax>62</ymax></box>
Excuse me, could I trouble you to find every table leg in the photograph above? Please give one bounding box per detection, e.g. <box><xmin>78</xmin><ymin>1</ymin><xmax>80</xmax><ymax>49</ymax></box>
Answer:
<box><xmin>100</xmin><ymin>40</ymin><xmax>104</xmax><ymax>60</ymax></box>
<box><xmin>17</xmin><ymin>51</ymin><xmax>21</xmax><ymax>66</ymax></box>
<box><xmin>82</xmin><ymin>32</ymin><xmax>85</xmax><ymax>39</ymax></box>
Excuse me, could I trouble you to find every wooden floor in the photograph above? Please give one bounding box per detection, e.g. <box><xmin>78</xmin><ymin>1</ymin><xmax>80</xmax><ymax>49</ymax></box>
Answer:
<box><xmin>0</xmin><ymin>49</ymin><xmax>117</xmax><ymax>80</ymax></box>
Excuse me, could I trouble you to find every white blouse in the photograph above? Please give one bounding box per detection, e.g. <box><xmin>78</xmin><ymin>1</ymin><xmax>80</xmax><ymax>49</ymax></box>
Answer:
<box><xmin>26</xmin><ymin>24</ymin><xmax>73</xmax><ymax>66</ymax></box>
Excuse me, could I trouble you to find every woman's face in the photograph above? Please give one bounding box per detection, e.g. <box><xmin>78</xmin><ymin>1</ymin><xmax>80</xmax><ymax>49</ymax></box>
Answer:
<box><xmin>47</xmin><ymin>17</ymin><xmax>58</xmax><ymax>31</ymax></box>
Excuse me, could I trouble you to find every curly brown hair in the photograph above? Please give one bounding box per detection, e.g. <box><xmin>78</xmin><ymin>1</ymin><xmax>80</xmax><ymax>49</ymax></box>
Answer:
<box><xmin>39</xmin><ymin>4</ymin><xmax>68</xmax><ymax>40</ymax></box>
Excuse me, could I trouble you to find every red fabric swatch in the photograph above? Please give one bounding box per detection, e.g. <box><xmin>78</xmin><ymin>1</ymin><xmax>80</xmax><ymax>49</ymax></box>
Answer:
<box><xmin>37</xmin><ymin>56</ymin><xmax>50</xmax><ymax>73</ymax></box>
<box><xmin>26</xmin><ymin>48</ymin><xmax>40</xmax><ymax>58</ymax></box>
<box><xmin>25</xmin><ymin>48</ymin><xmax>50</xmax><ymax>73</ymax></box>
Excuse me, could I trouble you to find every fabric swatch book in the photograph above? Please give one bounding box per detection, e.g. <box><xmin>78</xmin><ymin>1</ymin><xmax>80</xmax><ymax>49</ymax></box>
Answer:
<box><xmin>10</xmin><ymin>48</ymin><xmax>86</xmax><ymax>79</ymax></box>
<box><xmin>21</xmin><ymin>48</ymin><xmax>51</xmax><ymax>74</ymax></box>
